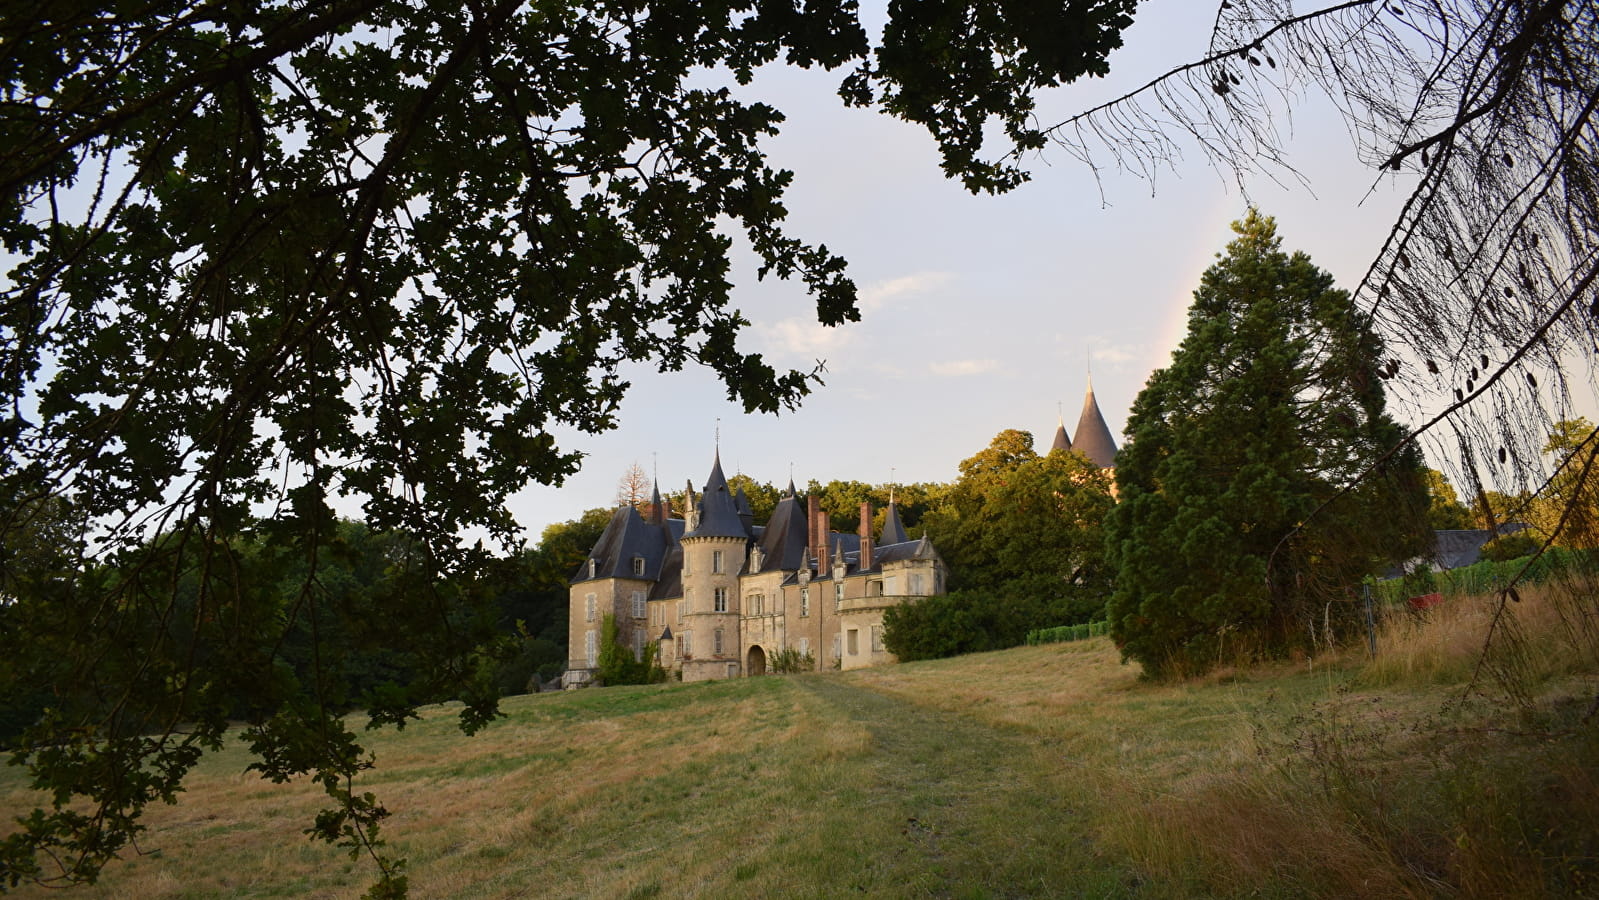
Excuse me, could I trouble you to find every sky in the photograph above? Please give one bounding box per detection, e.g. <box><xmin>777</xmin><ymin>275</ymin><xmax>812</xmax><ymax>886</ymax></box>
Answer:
<box><xmin>507</xmin><ymin>0</ymin><xmax>1421</xmax><ymax>540</ymax></box>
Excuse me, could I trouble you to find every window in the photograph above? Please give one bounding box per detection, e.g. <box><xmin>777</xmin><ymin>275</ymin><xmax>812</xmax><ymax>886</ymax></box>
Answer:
<box><xmin>713</xmin><ymin>627</ymin><xmax>724</xmax><ymax>655</ymax></box>
<box><xmin>800</xmin><ymin>587</ymin><xmax>809</xmax><ymax>617</ymax></box>
<box><xmin>868</xmin><ymin>580</ymin><xmax>883</xmax><ymax>597</ymax></box>
<box><xmin>676</xmin><ymin>633</ymin><xmax>687</xmax><ymax>659</ymax></box>
<box><xmin>847</xmin><ymin>629</ymin><xmax>859</xmax><ymax>656</ymax></box>
<box><xmin>585</xmin><ymin>630</ymin><xmax>596</xmax><ymax>666</ymax></box>
<box><xmin>714</xmin><ymin>587</ymin><xmax>728</xmax><ymax>612</ymax></box>
<box><xmin>632</xmin><ymin>556</ymin><xmax>645</xmax><ymax>576</ymax></box>
<box><xmin>633</xmin><ymin>629</ymin><xmax>644</xmax><ymax>660</ymax></box>
<box><xmin>632</xmin><ymin>591</ymin><xmax>646</xmax><ymax>618</ymax></box>
<box><xmin>749</xmin><ymin>593</ymin><xmax>762</xmax><ymax>615</ymax></box>
<box><xmin>883</xmin><ymin>575</ymin><xmax>898</xmax><ymax>595</ymax></box>
<box><xmin>712</xmin><ymin>550</ymin><xmax>724</xmax><ymax>573</ymax></box>
<box><xmin>683</xmin><ymin>554</ymin><xmax>691</xmax><ymax>575</ymax></box>
<box><xmin>871</xmin><ymin>626</ymin><xmax>883</xmax><ymax>652</ymax></box>
<box><xmin>585</xmin><ymin>593</ymin><xmax>596</xmax><ymax>622</ymax></box>
<box><xmin>684</xmin><ymin>588</ymin><xmax>693</xmax><ymax>614</ymax></box>
<box><xmin>835</xmin><ymin>582</ymin><xmax>844</xmax><ymax>610</ymax></box>
<box><xmin>832</xmin><ymin>635</ymin><xmax>841</xmax><ymax>661</ymax></box>
<box><xmin>909</xmin><ymin>573</ymin><xmax>925</xmax><ymax>595</ymax></box>
<box><xmin>676</xmin><ymin>599</ymin><xmax>685</xmax><ymax>623</ymax></box>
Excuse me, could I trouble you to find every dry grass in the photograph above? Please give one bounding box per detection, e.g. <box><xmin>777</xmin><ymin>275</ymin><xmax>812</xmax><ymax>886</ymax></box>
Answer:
<box><xmin>4</xmin><ymin>585</ymin><xmax>1597</xmax><ymax>898</ymax></box>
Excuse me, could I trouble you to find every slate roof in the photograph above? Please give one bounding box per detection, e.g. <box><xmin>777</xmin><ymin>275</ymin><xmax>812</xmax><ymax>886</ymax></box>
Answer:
<box><xmin>880</xmin><ymin>502</ymin><xmax>909</xmax><ymax>546</ymax></box>
<box><xmin>570</xmin><ymin>505</ymin><xmax>681</xmax><ymax>583</ymax></box>
<box><xmin>755</xmin><ymin>490</ymin><xmax>810</xmax><ymax>573</ymax></box>
<box><xmin>684</xmin><ymin>452</ymin><xmax>749</xmax><ymax>539</ymax></box>
<box><xmin>1072</xmin><ymin>380</ymin><xmax>1119</xmax><ymax>468</ymax></box>
<box><xmin>876</xmin><ymin>533</ymin><xmax>939</xmax><ymax>564</ymax></box>
<box><xmin>1050</xmin><ymin>420</ymin><xmax>1072</xmax><ymax>453</ymax></box>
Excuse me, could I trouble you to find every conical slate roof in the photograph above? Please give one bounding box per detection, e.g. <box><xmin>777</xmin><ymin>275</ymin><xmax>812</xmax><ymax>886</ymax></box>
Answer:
<box><xmin>1072</xmin><ymin>380</ymin><xmax>1119</xmax><ymax>468</ymax></box>
<box><xmin>1049</xmin><ymin>419</ymin><xmax>1072</xmax><ymax>453</ymax></box>
<box><xmin>684</xmin><ymin>452</ymin><xmax>748</xmax><ymax>539</ymax></box>
<box><xmin>880</xmin><ymin>502</ymin><xmax>909</xmax><ymax>546</ymax></box>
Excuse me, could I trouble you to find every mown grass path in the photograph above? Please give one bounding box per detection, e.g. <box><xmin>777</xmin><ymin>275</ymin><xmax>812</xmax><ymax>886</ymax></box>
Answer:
<box><xmin>785</xmin><ymin>676</ymin><xmax>1133</xmax><ymax>899</ymax></box>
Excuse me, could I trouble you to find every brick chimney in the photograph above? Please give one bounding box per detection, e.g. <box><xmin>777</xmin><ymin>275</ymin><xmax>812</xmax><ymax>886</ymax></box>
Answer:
<box><xmin>809</xmin><ymin>496</ymin><xmax>829</xmax><ymax>573</ymax></box>
<box><xmin>858</xmin><ymin>501</ymin><xmax>874</xmax><ymax>571</ymax></box>
<box><xmin>807</xmin><ymin>495</ymin><xmax>822</xmax><ymax>572</ymax></box>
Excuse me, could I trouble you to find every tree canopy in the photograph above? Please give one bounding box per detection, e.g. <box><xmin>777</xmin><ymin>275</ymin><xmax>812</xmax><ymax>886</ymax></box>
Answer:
<box><xmin>0</xmin><ymin>1</ymin><xmax>1140</xmax><ymax>892</ymax></box>
<box><xmin>1105</xmin><ymin>211</ymin><xmax>1430</xmax><ymax>678</ymax></box>
<box><xmin>888</xmin><ymin>430</ymin><xmax>1115</xmax><ymax>661</ymax></box>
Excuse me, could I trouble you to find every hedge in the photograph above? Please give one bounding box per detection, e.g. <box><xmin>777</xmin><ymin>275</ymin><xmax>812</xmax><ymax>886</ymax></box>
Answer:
<box><xmin>1377</xmin><ymin>546</ymin><xmax>1598</xmax><ymax>606</ymax></box>
<box><xmin>1025</xmin><ymin>621</ymin><xmax>1108</xmax><ymax>646</ymax></box>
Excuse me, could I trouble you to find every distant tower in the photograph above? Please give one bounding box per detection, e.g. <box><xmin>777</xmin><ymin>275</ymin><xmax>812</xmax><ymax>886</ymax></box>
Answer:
<box><xmin>1072</xmin><ymin>377</ymin><xmax>1119</xmax><ymax>468</ymax></box>
<box><xmin>678</xmin><ymin>451</ymin><xmax>750</xmax><ymax>682</ymax></box>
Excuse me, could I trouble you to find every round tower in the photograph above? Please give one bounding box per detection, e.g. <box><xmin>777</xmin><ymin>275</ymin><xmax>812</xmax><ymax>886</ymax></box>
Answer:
<box><xmin>678</xmin><ymin>452</ymin><xmax>749</xmax><ymax>681</ymax></box>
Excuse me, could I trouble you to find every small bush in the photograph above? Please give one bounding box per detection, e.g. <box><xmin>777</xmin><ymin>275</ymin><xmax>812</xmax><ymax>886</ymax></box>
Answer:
<box><xmin>767</xmin><ymin>647</ymin><xmax>815</xmax><ymax>674</ymax></box>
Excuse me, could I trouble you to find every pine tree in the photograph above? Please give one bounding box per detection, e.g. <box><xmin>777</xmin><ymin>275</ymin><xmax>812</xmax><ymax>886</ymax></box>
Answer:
<box><xmin>1105</xmin><ymin>211</ymin><xmax>1430</xmax><ymax>678</ymax></box>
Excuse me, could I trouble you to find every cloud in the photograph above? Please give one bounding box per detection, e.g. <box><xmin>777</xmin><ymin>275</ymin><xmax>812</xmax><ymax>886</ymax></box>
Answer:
<box><xmin>1055</xmin><ymin>334</ymin><xmax>1142</xmax><ymax>368</ymax></box>
<box><xmin>858</xmin><ymin>271</ymin><xmax>954</xmax><ymax>312</ymax></box>
<box><xmin>751</xmin><ymin>316</ymin><xmax>857</xmax><ymax>361</ymax></box>
<box><xmin>928</xmin><ymin>358</ymin><xmax>999</xmax><ymax>377</ymax></box>
<box><xmin>747</xmin><ymin>270</ymin><xmax>953</xmax><ymax>366</ymax></box>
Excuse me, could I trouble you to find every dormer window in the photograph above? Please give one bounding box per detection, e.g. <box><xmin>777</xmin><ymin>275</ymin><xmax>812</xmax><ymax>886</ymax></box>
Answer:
<box><xmin>632</xmin><ymin>556</ymin><xmax>645</xmax><ymax>577</ymax></box>
<box><xmin>587</xmin><ymin>559</ymin><xmax>597</xmax><ymax>578</ymax></box>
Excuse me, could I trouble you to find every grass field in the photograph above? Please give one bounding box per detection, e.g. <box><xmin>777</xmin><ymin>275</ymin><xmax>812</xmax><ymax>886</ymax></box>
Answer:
<box><xmin>4</xmin><ymin>584</ymin><xmax>1597</xmax><ymax>898</ymax></box>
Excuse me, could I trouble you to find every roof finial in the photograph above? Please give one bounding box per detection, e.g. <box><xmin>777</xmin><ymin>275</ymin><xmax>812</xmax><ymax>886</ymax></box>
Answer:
<box><xmin>652</xmin><ymin>450</ymin><xmax>658</xmax><ymax>485</ymax></box>
<box><xmin>715</xmin><ymin>417</ymin><xmax>721</xmax><ymax>453</ymax></box>
<box><xmin>1057</xmin><ymin>400</ymin><xmax>1064</xmax><ymax>427</ymax></box>
<box><xmin>889</xmin><ymin>467</ymin><xmax>897</xmax><ymax>505</ymax></box>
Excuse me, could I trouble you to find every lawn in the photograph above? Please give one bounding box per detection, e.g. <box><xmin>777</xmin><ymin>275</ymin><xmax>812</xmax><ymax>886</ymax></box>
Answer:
<box><xmin>4</xmin><ymin>584</ymin><xmax>1596</xmax><ymax>898</ymax></box>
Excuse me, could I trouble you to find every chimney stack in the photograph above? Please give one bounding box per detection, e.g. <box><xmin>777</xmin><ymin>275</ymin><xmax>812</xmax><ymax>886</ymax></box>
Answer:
<box><xmin>858</xmin><ymin>501</ymin><xmax>874</xmax><ymax>571</ymax></box>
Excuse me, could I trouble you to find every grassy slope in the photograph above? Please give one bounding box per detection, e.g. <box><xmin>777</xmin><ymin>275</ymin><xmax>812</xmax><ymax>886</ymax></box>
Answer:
<box><xmin>3</xmin><ymin>587</ymin><xmax>1597</xmax><ymax>898</ymax></box>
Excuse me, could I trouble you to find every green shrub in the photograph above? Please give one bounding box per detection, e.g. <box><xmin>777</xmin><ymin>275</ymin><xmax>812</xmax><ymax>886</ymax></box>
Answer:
<box><xmin>767</xmin><ymin>647</ymin><xmax>815</xmax><ymax>674</ymax></box>
<box><xmin>595</xmin><ymin>614</ymin><xmax>665</xmax><ymax>686</ymax></box>
<box><xmin>884</xmin><ymin>583</ymin><xmax>1105</xmax><ymax>662</ymax></box>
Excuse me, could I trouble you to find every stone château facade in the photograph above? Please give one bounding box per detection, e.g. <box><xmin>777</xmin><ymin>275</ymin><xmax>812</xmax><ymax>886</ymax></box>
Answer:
<box><xmin>563</xmin><ymin>383</ymin><xmax>1116</xmax><ymax>687</ymax></box>
<box><xmin>565</xmin><ymin>454</ymin><xmax>947</xmax><ymax>685</ymax></box>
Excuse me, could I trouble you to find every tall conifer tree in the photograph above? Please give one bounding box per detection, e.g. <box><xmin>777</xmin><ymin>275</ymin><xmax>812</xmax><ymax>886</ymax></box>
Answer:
<box><xmin>1105</xmin><ymin>211</ymin><xmax>1429</xmax><ymax>677</ymax></box>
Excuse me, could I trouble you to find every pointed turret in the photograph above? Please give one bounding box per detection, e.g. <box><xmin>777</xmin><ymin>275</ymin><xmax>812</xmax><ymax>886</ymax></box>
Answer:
<box><xmin>1072</xmin><ymin>378</ymin><xmax>1119</xmax><ymax>468</ymax></box>
<box><xmin>1050</xmin><ymin>415</ymin><xmax>1072</xmax><ymax>454</ymax></box>
<box><xmin>880</xmin><ymin>502</ymin><xmax>909</xmax><ymax>546</ymax></box>
<box><xmin>685</xmin><ymin>452</ymin><xmax>746</xmax><ymax>538</ymax></box>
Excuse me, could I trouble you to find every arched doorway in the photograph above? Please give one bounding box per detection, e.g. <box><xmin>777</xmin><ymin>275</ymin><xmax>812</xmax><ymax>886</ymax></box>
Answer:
<box><xmin>746</xmin><ymin>645</ymin><xmax>767</xmax><ymax>676</ymax></box>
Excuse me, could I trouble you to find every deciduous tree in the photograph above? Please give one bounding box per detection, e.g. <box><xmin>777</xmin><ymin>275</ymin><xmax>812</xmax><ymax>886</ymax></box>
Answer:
<box><xmin>0</xmin><ymin>1</ymin><xmax>1139</xmax><ymax>890</ymax></box>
